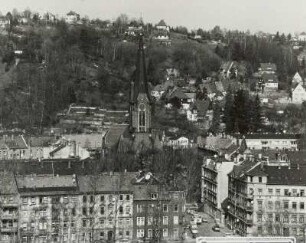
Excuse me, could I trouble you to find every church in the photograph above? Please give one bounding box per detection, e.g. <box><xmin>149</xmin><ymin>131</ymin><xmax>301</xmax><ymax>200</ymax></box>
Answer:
<box><xmin>116</xmin><ymin>34</ymin><xmax>163</xmax><ymax>153</ymax></box>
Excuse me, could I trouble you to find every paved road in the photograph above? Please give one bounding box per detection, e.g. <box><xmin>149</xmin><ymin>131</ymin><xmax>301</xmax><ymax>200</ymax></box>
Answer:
<box><xmin>184</xmin><ymin>212</ymin><xmax>233</xmax><ymax>239</ymax></box>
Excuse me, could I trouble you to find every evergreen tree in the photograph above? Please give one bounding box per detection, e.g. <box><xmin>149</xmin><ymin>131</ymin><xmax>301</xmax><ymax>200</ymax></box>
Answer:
<box><xmin>224</xmin><ymin>87</ymin><xmax>235</xmax><ymax>133</ymax></box>
<box><xmin>233</xmin><ymin>90</ymin><xmax>249</xmax><ymax>134</ymax></box>
<box><xmin>210</xmin><ymin>102</ymin><xmax>221</xmax><ymax>135</ymax></box>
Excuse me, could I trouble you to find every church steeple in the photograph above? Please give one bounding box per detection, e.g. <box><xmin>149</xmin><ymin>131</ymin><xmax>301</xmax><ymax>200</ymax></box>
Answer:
<box><xmin>130</xmin><ymin>33</ymin><xmax>152</xmax><ymax>133</ymax></box>
<box><xmin>130</xmin><ymin>33</ymin><xmax>151</xmax><ymax>104</ymax></box>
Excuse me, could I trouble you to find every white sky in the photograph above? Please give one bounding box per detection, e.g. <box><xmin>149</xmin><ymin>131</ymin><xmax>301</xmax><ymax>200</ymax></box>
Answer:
<box><xmin>1</xmin><ymin>0</ymin><xmax>306</xmax><ymax>34</ymax></box>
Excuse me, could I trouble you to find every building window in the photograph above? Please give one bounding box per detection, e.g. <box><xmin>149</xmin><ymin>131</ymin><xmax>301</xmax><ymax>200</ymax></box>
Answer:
<box><xmin>126</xmin><ymin>206</ymin><xmax>131</xmax><ymax>215</ymax></box>
<box><xmin>284</xmin><ymin>201</ymin><xmax>289</xmax><ymax>209</ymax></box>
<box><xmin>148</xmin><ymin>216</ymin><xmax>153</xmax><ymax>225</ymax></box>
<box><xmin>137</xmin><ymin>204</ymin><xmax>144</xmax><ymax>213</ymax></box>
<box><xmin>151</xmin><ymin>193</ymin><xmax>158</xmax><ymax>199</ymax></box>
<box><xmin>100</xmin><ymin>195</ymin><xmax>105</xmax><ymax>202</ymax></box>
<box><xmin>268</xmin><ymin>188</ymin><xmax>273</xmax><ymax>195</ymax></box>
<box><xmin>258</xmin><ymin>226</ymin><xmax>263</xmax><ymax>235</ymax></box>
<box><xmin>292</xmin><ymin>202</ymin><xmax>297</xmax><ymax>210</ymax></box>
<box><xmin>284</xmin><ymin>189</ymin><xmax>289</xmax><ymax>196</ymax></box>
<box><xmin>275</xmin><ymin>214</ymin><xmax>280</xmax><ymax>222</ymax></box>
<box><xmin>299</xmin><ymin>215</ymin><xmax>304</xmax><ymax>223</ymax></box>
<box><xmin>137</xmin><ymin>229</ymin><xmax>144</xmax><ymax>238</ymax></box>
<box><xmin>276</xmin><ymin>189</ymin><xmax>280</xmax><ymax>195</ymax></box>
<box><xmin>174</xmin><ymin>204</ymin><xmax>178</xmax><ymax>212</ymax></box>
<box><xmin>138</xmin><ymin>104</ymin><xmax>146</xmax><ymax>132</ymax></box>
<box><xmin>292</xmin><ymin>214</ymin><xmax>297</xmax><ymax>223</ymax></box>
<box><xmin>283</xmin><ymin>215</ymin><xmax>289</xmax><ymax>223</ymax></box>
<box><xmin>126</xmin><ymin>231</ymin><xmax>130</xmax><ymax>237</ymax></box>
<box><xmin>89</xmin><ymin>207</ymin><xmax>94</xmax><ymax>215</ymax></box>
<box><xmin>268</xmin><ymin>201</ymin><xmax>273</xmax><ymax>210</ymax></box>
<box><xmin>173</xmin><ymin>216</ymin><xmax>179</xmax><ymax>225</ymax></box>
<box><xmin>100</xmin><ymin>219</ymin><xmax>105</xmax><ymax>226</ymax></box>
<box><xmin>267</xmin><ymin>213</ymin><xmax>273</xmax><ymax>221</ymax></box>
<box><xmin>275</xmin><ymin>201</ymin><xmax>280</xmax><ymax>209</ymax></box>
<box><xmin>163</xmin><ymin>228</ymin><xmax>168</xmax><ymax>238</ymax></box>
<box><xmin>82</xmin><ymin>219</ymin><xmax>87</xmax><ymax>227</ymax></box>
<box><xmin>163</xmin><ymin>204</ymin><xmax>168</xmax><ymax>212</ymax></box>
<box><xmin>100</xmin><ymin>206</ymin><xmax>104</xmax><ymax>215</ymax></box>
<box><xmin>82</xmin><ymin>207</ymin><xmax>87</xmax><ymax>216</ymax></box>
<box><xmin>126</xmin><ymin>195</ymin><xmax>130</xmax><ymax>201</ymax></box>
<box><xmin>119</xmin><ymin>195</ymin><xmax>123</xmax><ymax>201</ymax></box>
<box><xmin>258</xmin><ymin>188</ymin><xmax>262</xmax><ymax>195</ymax></box>
<box><xmin>163</xmin><ymin>216</ymin><xmax>168</xmax><ymax>225</ymax></box>
<box><xmin>257</xmin><ymin>214</ymin><xmax>262</xmax><ymax>222</ymax></box>
<box><xmin>301</xmin><ymin>202</ymin><xmax>305</xmax><ymax>209</ymax></box>
<box><xmin>22</xmin><ymin>197</ymin><xmax>28</xmax><ymax>205</ymax></box>
<box><xmin>119</xmin><ymin>206</ymin><xmax>123</xmax><ymax>214</ymax></box>
<box><xmin>137</xmin><ymin>217</ymin><xmax>145</xmax><ymax>226</ymax></box>
<box><xmin>173</xmin><ymin>228</ymin><xmax>179</xmax><ymax>238</ymax></box>
<box><xmin>83</xmin><ymin>195</ymin><xmax>87</xmax><ymax>203</ymax></box>
<box><xmin>90</xmin><ymin>195</ymin><xmax>95</xmax><ymax>203</ymax></box>
<box><xmin>292</xmin><ymin>227</ymin><xmax>297</xmax><ymax>235</ymax></box>
<box><xmin>257</xmin><ymin>200</ymin><xmax>263</xmax><ymax>209</ymax></box>
<box><xmin>301</xmin><ymin>190</ymin><xmax>305</xmax><ymax>196</ymax></box>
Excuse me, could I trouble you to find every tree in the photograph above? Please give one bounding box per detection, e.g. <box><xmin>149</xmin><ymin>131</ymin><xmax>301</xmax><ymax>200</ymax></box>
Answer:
<box><xmin>224</xmin><ymin>87</ymin><xmax>235</xmax><ymax>133</ymax></box>
<box><xmin>232</xmin><ymin>90</ymin><xmax>249</xmax><ymax>134</ymax></box>
<box><xmin>210</xmin><ymin>102</ymin><xmax>221</xmax><ymax>134</ymax></box>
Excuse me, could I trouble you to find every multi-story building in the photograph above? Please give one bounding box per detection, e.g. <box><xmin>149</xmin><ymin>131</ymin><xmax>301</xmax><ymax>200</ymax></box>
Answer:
<box><xmin>227</xmin><ymin>158</ymin><xmax>306</xmax><ymax>242</ymax></box>
<box><xmin>0</xmin><ymin>172</ymin><xmax>19</xmax><ymax>243</ymax></box>
<box><xmin>0</xmin><ymin>171</ymin><xmax>185</xmax><ymax>243</ymax></box>
<box><xmin>238</xmin><ymin>134</ymin><xmax>300</xmax><ymax>151</ymax></box>
<box><xmin>201</xmin><ymin>157</ymin><xmax>237</xmax><ymax>224</ymax></box>
<box><xmin>132</xmin><ymin>172</ymin><xmax>185</xmax><ymax>241</ymax></box>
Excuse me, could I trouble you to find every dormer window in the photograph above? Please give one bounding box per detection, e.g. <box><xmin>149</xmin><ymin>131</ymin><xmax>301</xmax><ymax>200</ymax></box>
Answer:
<box><xmin>151</xmin><ymin>193</ymin><xmax>158</xmax><ymax>200</ymax></box>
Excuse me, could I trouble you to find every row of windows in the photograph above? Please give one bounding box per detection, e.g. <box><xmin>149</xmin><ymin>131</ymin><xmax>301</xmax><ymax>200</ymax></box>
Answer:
<box><xmin>136</xmin><ymin>216</ymin><xmax>179</xmax><ymax>226</ymax></box>
<box><xmin>257</xmin><ymin>200</ymin><xmax>304</xmax><ymax>210</ymax></box>
<box><xmin>136</xmin><ymin>228</ymin><xmax>179</xmax><ymax>238</ymax></box>
<box><xmin>136</xmin><ymin>204</ymin><xmax>179</xmax><ymax>213</ymax></box>
<box><xmin>258</xmin><ymin>226</ymin><xmax>304</xmax><ymax>236</ymax></box>
<box><xmin>256</xmin><ymin>188</ymin><xmax>305</xmax><ymax>196</ymax></box>
<box><xmin>83</xmin><ymin>194</ymin><xmax>131</xmax><ymax>203</ymax></box>
<box><xmin>257</xmin><ymin>213</ymin><xmax>305</xmax><ymax>223</ymax></box>
<box><xmin>82</xmin><ymin>205</ymin><xmax>131</xmax><ymax>216</ymax></box>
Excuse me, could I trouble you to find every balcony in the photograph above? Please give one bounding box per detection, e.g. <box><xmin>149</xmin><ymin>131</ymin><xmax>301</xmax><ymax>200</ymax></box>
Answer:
<box><xmin>246</xmin><ymin>219</ymin><xmax>253</xmax><ymax>225</ymax></box>
<box><xmin>2</xmin><ymin>213</ymin><xmax>18</xmax><ymax>219</ymax></box>
<box><xmin>1</xmin><ymin>227</ymin><xmax>18</xmax><ymax>233</ymax></box>
<box><xmin>246</xmin><ymin>206</ymin><xmax>253</xmax><ymax>212</ymax></box>
<box><xmin>2</xmin><ymin>203</ymin><xmax>18</xmax><ymax>207</ymax></box>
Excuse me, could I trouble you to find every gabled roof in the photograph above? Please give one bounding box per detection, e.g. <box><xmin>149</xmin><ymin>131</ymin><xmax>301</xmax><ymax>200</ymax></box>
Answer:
<box><xmin>166</xmin><ymin>87</ymin><xmax>189</xmax><ymax>100</ymax></box>
<box><xmin>0</xmin><ymin>171</ymin><xmax>18</xmax><ymax>194</ymax></box>
<box><xmin>64</xmin><ymin>133</ymin><xmax>105</xmax><ymax>149</ymax></box>
<box><xmin>259</xmin><ymin>63</ymin><xmax>277</xmax><ymax>72</ymax></box>
<box><xmin>262</xmin><ymin>73</ymin><xmax>278</xmax><ymax>83</ymax></box>
<box><xmin>156</xmin><ymin>19</ymin><xmax>167</xmax><ymax>26</ymax></box>
<box><xmin>0</xmin><ymin>135</ymin><xmax>28</xmax><ymax>149</ymax></box>
<box><xmin>16</xmin><ymin>174</ymin><xmax>77</xmax><ymax>193</ymax></box>
<box><xmin>27</xmin><ymin>136</ymin><xmax>56</xmax><ymax>147</ymax></box>
<box><xmin>194</xmin><ymin>99</ymin><xmax>210</xmax><ymax>116</ymax></box>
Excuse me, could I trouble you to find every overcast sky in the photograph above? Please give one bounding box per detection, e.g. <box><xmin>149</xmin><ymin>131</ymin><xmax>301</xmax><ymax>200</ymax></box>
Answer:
<box><xmin>1</xmin><ymin>0</ymin><xmax>306</xmax><ymax>34</ymax></box>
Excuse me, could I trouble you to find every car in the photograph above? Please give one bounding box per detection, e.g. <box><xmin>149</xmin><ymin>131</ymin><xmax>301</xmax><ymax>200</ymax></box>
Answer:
<box><xmin>212</xmin><ymin>224</ymin><xmax>220</xmax><ymax>232</ymax></box>
<box><xmin>190</xmin><ymin>224</ymin><xmax>198</xmax><ymax>237</ymax></box>
<box><xmin>192</xmin><ymin>214</ymin><xmax>202</xmax><ymax>225</ymax></box>
<box><xmin>202</xmin><ymin>217</ymin><xmax>208</xmax><ymax>223</ymax></box>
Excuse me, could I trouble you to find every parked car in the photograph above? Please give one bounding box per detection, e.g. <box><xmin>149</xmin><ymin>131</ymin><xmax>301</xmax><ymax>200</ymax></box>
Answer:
<box><xmin>212</xmin><ymin>224</ymin><xmax>220</xmax><ymax>232</ymax></box>
<box><xmin>192</xmin><ymin>214</ymin><xmax>202</xmax><ymax>224</ymax></box>
<box><xmin>190</xmin><ymin>224</ymin><xmax>198</xmax><ymax>237</ymax></box>
<box><xmin>202</xmin><ymin>217</ymin><xmax>208</xmax><ymax>223</ymax></box>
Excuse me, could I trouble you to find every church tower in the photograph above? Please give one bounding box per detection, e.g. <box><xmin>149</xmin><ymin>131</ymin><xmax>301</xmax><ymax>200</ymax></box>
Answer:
<box><xmin>130</xmin><ymin>34</ymin><xmax>152</xmax><ymax>133</ymax></box>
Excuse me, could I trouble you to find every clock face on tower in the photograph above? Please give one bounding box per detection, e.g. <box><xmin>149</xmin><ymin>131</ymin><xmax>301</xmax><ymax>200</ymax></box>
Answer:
<box><xmin>139</xmin><ymin>103</ymin><xmax>145</xmax><ymax>110</ymax></box>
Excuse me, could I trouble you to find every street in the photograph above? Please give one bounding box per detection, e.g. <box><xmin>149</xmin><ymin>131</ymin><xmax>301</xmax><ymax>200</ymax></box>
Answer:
<box><xmin>184</xmin><ymin>212</ymin><xmax>233</xmax><ymax>239</ymax></box>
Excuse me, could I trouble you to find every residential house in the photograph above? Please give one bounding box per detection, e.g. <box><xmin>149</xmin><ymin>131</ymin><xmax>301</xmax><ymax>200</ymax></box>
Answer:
<box><xmin>261</xmin><ymin>73</ymin><xmax>279</xmax><ymax>91</ymax></box>
<box><xmin>165</xmin><ymin>88</ymin><xmax>190</xmax><ymax>110</ymax></box>
<box><xmin>0</xmin><ymin>134</ymin><xmax>28</xmax><ymax>160</ymax></box>
<box><xmin>292</xmin><ymin>72</ymin><xmax>303</xmax><ymax>84</ymax></box>
<box><xmin>291</xmin><ymin>83</ymin><xmax>306</xmax><ymax>104</ymax></box>
<box><xmin>165</xmin><ymin>68</ymin><xmax>180</xmax><ymax>79</ymax></box>
<box><xmin>298</xmin><ymin>32</ymin><xmax>306</xmax><ymax>42</ymax></box>
<box><xmin>151</xmin><ymin>80</ymin><xmax>174</xmax><ymax>100</ymax></box>
<box><xmin>0</xmin><ymin>16</ymin><xmax>10</xmax><ymax>28</ymax></box>
<box><xmin>166</xmin><ymin>136</ymin><xmax>193</xmax><ymax>149</ymax></box>
<box><xmin>65</xmin><ymin>11</ymin><xmax>80</xmax><ymax>24</ymax></box>
<box><xmin>63</xmin><ymin>133</ymin><xmax>105</xmax><ymax>153</ymax></box>
<box><xmin>258</xmin><ymin>63</ymin><xmax>277</xmax><ymax>75</ymax></box>
<box><xmin>220</xmin><ymin>61</ymin><xmax>237</xmax><ymax>79</ymax></box>
<box><xmin>155</xmin><ymin>19</ymin><xmax>170</xmax><ymax>32</ymax></box>
<box><xmin>238</xmin><ymin>134</ymin><xmax>300</xmax><ymax>151</ymax></box>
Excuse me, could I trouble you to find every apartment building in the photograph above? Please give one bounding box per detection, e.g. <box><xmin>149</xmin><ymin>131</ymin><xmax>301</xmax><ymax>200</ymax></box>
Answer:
<box><xmin>201</xmin><ymin>157</ymin><xmax>236</xmax><ymax>224</ymax></box>
<box><xmin>238</xmin><ymin>134</ymin><xmax>300</xmax><ymax>151</ymax></box>
<box><xmin>227</xmin><ymin>158</ymin><xmax>306</xmax><ymax>242</ymax></box>
<box><xmin>132</xmin><ymin>172</ymin><xmax>185</xmax><ymax>241</ymax></box>
<box><xmin>0</xmin><ymin>171</ymin><xmax>185</xmax><ymax>243</ymax></box>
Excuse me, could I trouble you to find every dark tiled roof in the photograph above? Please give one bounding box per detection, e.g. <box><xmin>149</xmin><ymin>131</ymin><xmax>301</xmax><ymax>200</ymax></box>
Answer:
<box><xmin>27</xmin><ymin>136</ymin><xmax>56</xmax><ymax>147</ymax></box>
<box><xmin>265</xmin><ymin>165</ymin><xmax>306</xmax><ymax>185</ymax></box>
<box><xmin>260</xmin><ymin>63</ymin><xmax>277</xmax><ymax>72</ymax></box>
<box><xmin>287</xmin><ymin>151</ymin><xmax>306</xmax><ymax>164</ymax></box>
<box><xmin>0</xmin><ymin>171</ymin><xmax>18</xmax><ymax>194</ymax></box>
<box><xmin>241</xmin><ymin>133</ymin><xmax>301</xmax><ymax>139</ymax></box>
<box><xmin>194</xmin><ymin>99</ymin><xmax>210</xmax><ymax>116</ymax></box>
<box><xmin>262</xmin><ymin>73</ymin><xmax>278</xmax><ymax>83</ymax></box>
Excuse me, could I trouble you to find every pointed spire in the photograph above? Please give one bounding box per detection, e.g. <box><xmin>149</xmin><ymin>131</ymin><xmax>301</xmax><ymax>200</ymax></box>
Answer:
<box><xmin>132</xmin><ymin>33</ymin><xmax>151</xmax><ymax>103</ymax></box>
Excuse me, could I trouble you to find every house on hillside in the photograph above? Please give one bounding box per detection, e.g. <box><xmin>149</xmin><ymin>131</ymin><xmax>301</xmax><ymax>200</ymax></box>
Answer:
<box><xmin>165</xmin><ymin>88</ymin><xmax>190</xmax><ymax>110</ymax></box>
<box><xmin>292</xmin><ymin>72</ymin><xmax>303</xmax><ymax>84</ymax></box>
<box><xmin>298</xmin><ymin>32</ymin><xmax>306</xmax><ymax>42</ymax></box>
<box><xmin>258</xmin><ymin>63</ymin><xmax>277</xmax><ymax>75</ymax></box>
<box><xmin>155</xmin><ymin>19</ymin><xmax>170</xmax><ymax>32</ymax></box>
<box><xmin>65</xmin><ymin>11</ymin><xmax>80</xmax><ymax>24</ymax></box>
<box><xmin>291</xmin><ymin>83</ymin><xmax>306</xmax><ymax>104</ymax></box>
<box><xmin>0</xmin><ymin>16</ymin><xmax>10</xmax><ymax>28</ymax></box>
<box><xmin>166</xmin><ymin>136</ymin><xmax>193</xmax><ymax>149</ymax></box>
<box><xmin>261</xmin><ymin>73</ymin><xmax>279</xmax><ymax>91</ymax></box>
<box><xmin>220</xmin><ymin>61</ymin><xmax>237</xmax><ymax>79</ymax></box>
